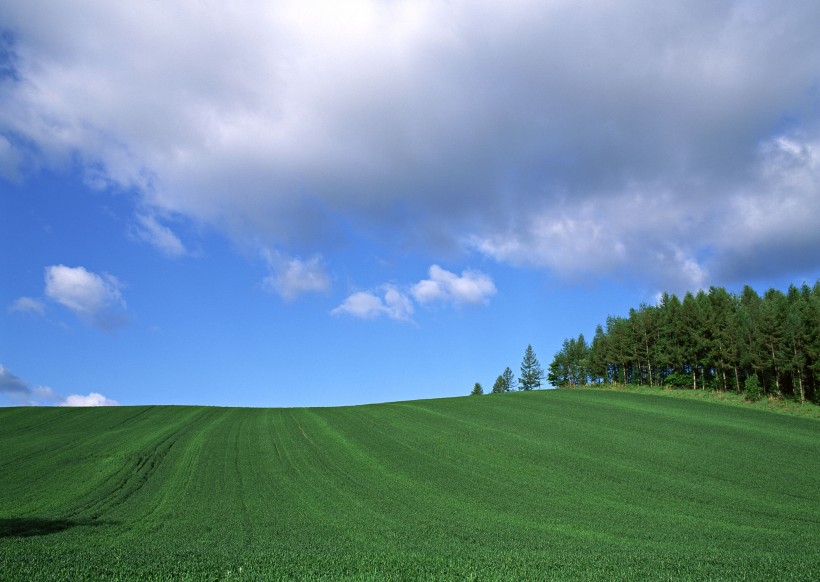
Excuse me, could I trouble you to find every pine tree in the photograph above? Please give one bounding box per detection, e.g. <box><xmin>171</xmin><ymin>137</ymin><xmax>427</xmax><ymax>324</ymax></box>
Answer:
<box><xmin>680</xmin><ymin>292</ymin><xmax>701</xmax><ymax>389</ymax></box>
<box><xmin>548</xmin><ymin>340</ymin><xmax>570</xmax><ymax>387</ymax></box>
<box><xmin>471</xmin><ymin>382</ymin><xmax>484</xmax><ymax>396</ymax></box>
<box><xmin>519</xmin><ymin>344</ymin><xmax>544</xmax><ymax>390</ymax></box>
<box><xmin>501</xmin><ymin>367</ymin><xmax>515</xmax><ymax>392</ymax></box>
<box><xmin>785</xmin><ymin>285</ymin><xmax>809</xmax><ymax>403</ymax></box>
<box><xmin>589</xmin><ymin>324</ymin><xmax>610</xmax><ymax>384</ymax></box>
<box><xmin>491</xmin><ymin>376</ymin><xmax>505</xmax><ymax>393</ymax></box>
<box><xmin>657</xmin><ymin>292</ymin><xmax>685</xmax><ymax>384</ymax></box>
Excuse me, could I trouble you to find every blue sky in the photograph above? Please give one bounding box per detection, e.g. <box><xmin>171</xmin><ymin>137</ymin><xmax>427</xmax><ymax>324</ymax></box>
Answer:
<box><xmin>1</xmin><ymin>0</ymin><xmax>819</xmax><ymax>407</ymax></box>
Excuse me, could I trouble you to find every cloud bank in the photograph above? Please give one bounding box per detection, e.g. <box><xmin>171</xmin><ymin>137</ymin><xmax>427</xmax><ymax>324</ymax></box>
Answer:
<box><xmin>1</xmin><ymin>1</ymin><xmax>819</xmax><ymax>291</ymax></box>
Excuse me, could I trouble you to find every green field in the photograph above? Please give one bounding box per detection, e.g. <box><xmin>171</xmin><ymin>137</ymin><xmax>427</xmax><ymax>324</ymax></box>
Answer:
<box><xmin>1</xmin><ymin>390</ymin><xmax>818</xmax><ymax>580</ymax></box>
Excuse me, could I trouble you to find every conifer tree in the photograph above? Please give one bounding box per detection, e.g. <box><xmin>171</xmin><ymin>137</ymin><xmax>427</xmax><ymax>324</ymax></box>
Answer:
<box><xmin>519</xmin><ymin>344</ymin><xmax>544</xmax><ymax>390</ymax></box>
<box><xmin>589</xmin><ymin>324</ymin><xmax>610</xmax><ymax>383</ymax></box>
<box><xmin>501</xmin><ymin>367</ymin><xmax>515</xmax><ymax>392</ymax></box>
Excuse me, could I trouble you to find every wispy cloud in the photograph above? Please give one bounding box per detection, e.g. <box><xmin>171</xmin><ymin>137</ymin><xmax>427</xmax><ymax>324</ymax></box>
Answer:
<box><xmin>0</xmin><ymin>134</ymin><xmax>21</xmax><ymax>181</ymax></box>
<box><xmin>8</xmin><ymin>296</ymin><xmax>46</xmax><ymax>316</ymax></box>
<box><xmin>0</xmin><ymin>364</ymin><xmax>118</xmax><ymax>407</ymax></box>
<box><xmin>44</xmin><ymin>265</ymin><xmax>128</xmax><ymax>330</ymax></box>
<box><xmin>131</xmin><ymin>212</ymin><xmax>187</xmax><ymax>258</ymax></box>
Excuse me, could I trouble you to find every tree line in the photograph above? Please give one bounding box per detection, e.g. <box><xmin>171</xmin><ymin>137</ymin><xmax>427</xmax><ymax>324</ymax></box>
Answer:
<box><xmin>547</xmin><ymin>281</ymin><xmax>820</xmax><ymax>403</ymax></box>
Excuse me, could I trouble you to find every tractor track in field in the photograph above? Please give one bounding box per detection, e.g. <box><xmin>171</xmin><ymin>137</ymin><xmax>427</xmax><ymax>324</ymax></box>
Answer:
<box><xmin>61</xmin><ymin>417</ymin><xmax>201</xmax><ymax>522</ymax></box>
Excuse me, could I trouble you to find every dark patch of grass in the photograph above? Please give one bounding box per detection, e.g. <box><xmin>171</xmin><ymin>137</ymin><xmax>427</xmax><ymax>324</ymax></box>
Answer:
<box><xmin>0</xmin><ymin>517</ymin><xmax>113</xmax><ymax>537</ymax></box>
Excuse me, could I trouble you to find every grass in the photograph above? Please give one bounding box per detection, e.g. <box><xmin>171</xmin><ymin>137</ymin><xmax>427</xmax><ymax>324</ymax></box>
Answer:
<box><xmin>1</xmin><ymin>390</ymin><xmax>818</xmax><ymax>580</ymax></box>
<box><xmin>573</xmin><ymin>382</ymin><xmax>820</xmax><ymax>420</ymax></box>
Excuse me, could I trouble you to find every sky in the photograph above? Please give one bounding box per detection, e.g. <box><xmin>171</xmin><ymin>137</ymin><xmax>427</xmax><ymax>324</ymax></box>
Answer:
<box><xmin>1</xmin><ymin>0</ymin><xmax>819</xmax><ymax>408</ymax></box>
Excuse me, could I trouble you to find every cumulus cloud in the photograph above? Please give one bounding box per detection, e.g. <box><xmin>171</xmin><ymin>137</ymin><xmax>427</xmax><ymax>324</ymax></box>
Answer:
<box><xmin>8</xmin><ymin>296</ymin><xmax>46</xmax><ymax>316</ymax></box>
<box><xmin>44</xmin><ymin>265</ymin><xmax>128</xmax><ymax>330</ymax></box>
<box><xmin>262</xmin><ymin>249</ymin><xmax>331</xmax><ymax>301</ymax></box>
<box><xmin>0</xmin><ymin>364</ymin><xmax>116</xmax><ymax>407</ymax></box>
<box><xmin>333</xmin><ymin>265</ymin><xmax>494</xmax><ymax>321</ymax></box>
<box><xmin>59</xmin><ymin>392</ymin><xmax>120</xmax><ymax>407</ymax></box>
<box><xmin>331</xmin><ymin>286</ymin><xmax>414</xmax><ymax>322</ymax></box>
<box><xmin>411</xmin><ymin>265</ymin><xmax>496</xmax><ymax>305</ymax></box>
<box><xmin>1</xmin><ymin>1</ymin><xmax>819</xmax><ymax>289</ymax></box>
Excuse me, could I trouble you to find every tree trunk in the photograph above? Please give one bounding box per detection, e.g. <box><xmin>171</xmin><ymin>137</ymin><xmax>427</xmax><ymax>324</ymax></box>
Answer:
<box><xmin>643</xmin><ymin>331</ymin><xmax>653</xmax><ymax>387</ymax></box>
<box><xmin>770</xmin><ymin>342</ymin><xmax>780</xmax><ymax>393</ymax></box>
<box><xmin>733</xmin><ymin>367</ymin><xmax>741</xmax><ymax>392</ymax></box>
<box><xmin>692</xmin><ymin>369</ymin><xmax>697</xmax><ymax>390</ymax></box>
<box><xmin>798</xmin><ymin>370</ymin><xmax>805</xmax><ymax>404</ymax></box>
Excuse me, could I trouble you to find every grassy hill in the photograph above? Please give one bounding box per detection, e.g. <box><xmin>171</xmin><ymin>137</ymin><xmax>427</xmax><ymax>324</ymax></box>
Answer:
<box><xmin>1</xmin><ymin>390</ymin><xmax>818</xmax><ymax>580</ymax></box>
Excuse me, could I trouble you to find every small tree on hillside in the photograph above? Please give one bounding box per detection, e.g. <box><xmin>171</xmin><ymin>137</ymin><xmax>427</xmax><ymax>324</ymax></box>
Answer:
<box><xmin>744</xmin><ymin>373</ymin><xmax>763</xmax><ymax>402</ymax></box>
<box><xmin>471</xmin><ymin>382</ymin><xmax>484</xmax><ymax>396</ymax></box>
<box><xmin>492</xmin><ymin>367</ymin><xmax>515</xmax><ymax>393</ymax></box>
<box><xmin>519</xmin><ymin>344</ymin><xmax>545</xmax><ymax>390</ymax></box>
<box><xmin>502</xmin><ymin>367</ymin><xmax>515</xmax><ymax>392</ymax></box>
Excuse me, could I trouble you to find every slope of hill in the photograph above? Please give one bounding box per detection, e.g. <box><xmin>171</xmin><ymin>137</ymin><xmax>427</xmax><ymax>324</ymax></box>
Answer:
<box><xmin>1</xmin><ymin>390</ymin><xmax>818</xmax><ymax>580</ymax></box>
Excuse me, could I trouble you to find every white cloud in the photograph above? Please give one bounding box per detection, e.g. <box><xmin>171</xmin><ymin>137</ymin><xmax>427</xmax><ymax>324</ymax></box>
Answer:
<box><xmin>333</xmin><ymin>264</ymin><xmax>496</xmax><ymax>321</ymax></box>
<box><xmin>331</xmin><ymin>285</ymin><xmax>414</xmax><ymax>322</ymax></box>
<box><xmin>44</xmin><ymin>265</ymin><xmax>128</xmax><ymax>330</ymax></box>
<box><xmin>262</xmin><ymin>249</ymin><xmax>331</xmax><ymax>301</ymax></box>
<box><xmin>8</xmin><ymin>296</ymin><xmax>46</xmax><ymax>316</ymax></box>
<box><xmin>132</xmin><ymin>213</ymin><xmax>187</xmax><ymax>258</ymax></box>
<box><xmin>2</xmin><ymin>1</ymin><xmax>820</xmax><ymax>289</ymax></box>
<box><xmin>59</xmin><ymin>392</ymin><xmax>120</xmax><ymax>407</ymax></box>
<box><xmin>411</xmin><ymin>265</ymin><xmax>496</xmax><ymax>305</ymax></box>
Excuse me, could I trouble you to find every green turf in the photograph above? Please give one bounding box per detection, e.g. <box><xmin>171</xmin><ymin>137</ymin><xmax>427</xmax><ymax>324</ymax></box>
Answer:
<box><xmin>1</xmin><ymin>390</ymin><xmax>818</xmax><ymax>580</ymax></box>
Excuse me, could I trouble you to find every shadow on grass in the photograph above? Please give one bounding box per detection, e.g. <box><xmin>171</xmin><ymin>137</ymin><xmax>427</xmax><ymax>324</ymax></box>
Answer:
<box><xmin>0</xmin><ymin>517</ymin><xmax>116</xmax><ymax>537</ymax></box>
